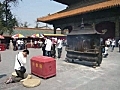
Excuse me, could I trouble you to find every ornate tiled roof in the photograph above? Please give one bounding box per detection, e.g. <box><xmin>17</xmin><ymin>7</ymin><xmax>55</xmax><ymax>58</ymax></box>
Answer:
<box><xmin>37</xmin><ymin>0</ymin><xmax>120</xmax><ymax>22</ymax></box>
<box><xmin>53</xmin><ymin>0</ymin><xmax>79</xmax><ymax>5</ymax></box>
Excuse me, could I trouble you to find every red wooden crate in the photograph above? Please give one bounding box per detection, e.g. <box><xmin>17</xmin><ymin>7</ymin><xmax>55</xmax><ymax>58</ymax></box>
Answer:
<box><xmin>31</xmin><ymin>56</ymin><xmax>56</xmax><ymax>79</ymax></box>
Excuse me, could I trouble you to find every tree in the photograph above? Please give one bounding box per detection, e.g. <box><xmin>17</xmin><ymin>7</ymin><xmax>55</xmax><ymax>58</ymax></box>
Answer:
<box><xmin>23</xmin><ymin>21</ymin><xmax>30</xmax><ymax>28</ymax></box>
<box><xmin>0</xmin><ymin>2</ymin><xmax>7</xmax><ymax>35</ymax></box>
<box><xmin>0</xmin><ymin>0</ymin><xmax>22</xmax><ymax>35</ymax></box>
<box><xmin>4</xmin><ymin>0</ymin><xmax>22</xmax><ymax>5</ymax></box>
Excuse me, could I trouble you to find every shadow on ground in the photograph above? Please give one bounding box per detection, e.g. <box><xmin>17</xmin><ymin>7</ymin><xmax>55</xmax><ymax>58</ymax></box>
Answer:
<box><xmin>64</xmin><ymin>59</ymin><xmax>97</xmax><ymax>68</ymax></box>
<box><xmin>0</xmin><ymin>74</ymin><xmax>7</xmax><ymax>78</ymax></box>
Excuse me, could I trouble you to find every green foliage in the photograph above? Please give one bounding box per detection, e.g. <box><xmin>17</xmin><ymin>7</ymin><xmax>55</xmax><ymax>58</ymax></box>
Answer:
<box><xmin>0</xmin><ymin>0</ymin><xmax>21</xmax><ymax>35</ymax></box>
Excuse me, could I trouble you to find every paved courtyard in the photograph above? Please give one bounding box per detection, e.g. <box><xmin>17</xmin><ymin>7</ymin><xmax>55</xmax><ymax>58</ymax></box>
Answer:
<box><xmin>0</xmin><ymin>47</ymin><xmax>120</xmax><ymax>90</ymax></box>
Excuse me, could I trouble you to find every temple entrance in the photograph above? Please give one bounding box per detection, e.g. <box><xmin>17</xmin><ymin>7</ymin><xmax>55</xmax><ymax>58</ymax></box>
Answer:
<box><xmin>95</xmin><ymin>21</ymin><xmax>115</xmax><ymax>40</ymax></box>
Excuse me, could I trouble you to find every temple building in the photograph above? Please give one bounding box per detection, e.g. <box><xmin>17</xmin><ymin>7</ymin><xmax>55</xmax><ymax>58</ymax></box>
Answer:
<box><xmin>37</xmin><ymin>0</ymin><xmax>120</xmax><ymax>41</ymax></box>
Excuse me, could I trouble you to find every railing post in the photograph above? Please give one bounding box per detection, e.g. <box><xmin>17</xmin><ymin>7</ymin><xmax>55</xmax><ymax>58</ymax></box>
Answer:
<box><xmin>0</xmin><ymin>54</ymin><xmax>1</xmax><ymax>62</ymax></box>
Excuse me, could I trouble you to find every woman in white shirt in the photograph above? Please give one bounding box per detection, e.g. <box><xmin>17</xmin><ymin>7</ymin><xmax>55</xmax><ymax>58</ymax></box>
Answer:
<box><xmin>5</xmin><ymin>50</ymin><xmax>29</xmax><ymax>84</ymax></box>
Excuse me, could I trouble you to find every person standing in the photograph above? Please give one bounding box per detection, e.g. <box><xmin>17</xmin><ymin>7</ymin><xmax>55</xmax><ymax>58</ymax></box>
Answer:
<box><xmin>12</xmin><ymin>38</ymin><xmax>17</xmax><ymax>51</ymax></box>
<box><xmin>37</xmin><ymin>39</ymin><xmax>41</xmax><ymax>48</ymax></box>
<box><xmin>111</xmin><ymin>38</ymin><xmax>116</xmax><ymax>52</ymax></box>
<box><xmin>118</xmin><ymin>39</ymin><xmax>120</xmax><ymax>52</ymax></box>
<box><xmin>57</xmin><ymin>39</ymin><xmax>63</xmax><ymax>58</ymax></box>
<box><xmin>24</xmin><ymin>40</ymin><xmax>27</xmax><ymax>50</ymax></box>
<box><xmin>6</xmin><ymin>38</ymin><xmax>10</xmax><ymax>49</ymax></box>
<box><xmin>34</xmin><ymin>39</ymin><xmax>38</xmax><ymax>49</ymax></box>
<box><xmin>51</xmin><ymin>37</ymin><xmax>57</xmax><ymax>58</ymax></box>
<box><xmin>103</xmin><ymin>45</ymin><xmax>109</xmax><ymax>58</ymax></box>
<box><xmin>41</xmin><ymin>38</ymin><xmax>46</xmax><ymax>56</ymax></box>
<box><xmin>5</xmin><ymin>50</ymin><xmax>29</xmax><ymax>84</ymax></box>
<box><xmin>45</xmin><ymin>37</ymin><xmax>52</xmax><ymax>57</ymax></box>
<box><xmin>105</xmin><ymin>39</ymin><xmax>110</xmax><ymax>47</ymax></box>
<box><xmin>20</xmin><ymin>39</ymin><xmax>24</xmax><ymax>50</ymax></box>
<box><xmin>17</xmin><ymin>39</ymin><xmax>21</xmax><ymax>50</ymax></box>
<box><xmin>30</xmin><ymin>39</ymin><xmax>33</xmax><ymax>48</ymax></box>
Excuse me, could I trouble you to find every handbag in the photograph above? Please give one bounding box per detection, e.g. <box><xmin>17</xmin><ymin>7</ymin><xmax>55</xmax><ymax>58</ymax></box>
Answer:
<box><xmin>17</xmin><ymin>54</ymin><xmax>26</xmax><ymax>73</ymax></box>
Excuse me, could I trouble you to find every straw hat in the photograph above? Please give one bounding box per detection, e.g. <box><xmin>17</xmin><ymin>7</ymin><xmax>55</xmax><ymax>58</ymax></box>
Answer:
<box><xmin>12</xmin><ymin>72</ymin><xmax>41</xmax><ymax>87</ymax></box>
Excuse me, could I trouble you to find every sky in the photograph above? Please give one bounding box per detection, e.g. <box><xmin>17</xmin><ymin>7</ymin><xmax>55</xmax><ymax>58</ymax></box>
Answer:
<box><xmin>9</xmin><ymin>0</ymin><xmax>67</xmax><ymax>28</ymax></box>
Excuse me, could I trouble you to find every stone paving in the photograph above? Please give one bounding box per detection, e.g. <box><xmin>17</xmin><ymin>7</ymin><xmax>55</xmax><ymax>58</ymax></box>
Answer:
<box><xmin>0</xmin><ymin>47</ymin><xmax>120</xmax><ymax>90</ymax></box>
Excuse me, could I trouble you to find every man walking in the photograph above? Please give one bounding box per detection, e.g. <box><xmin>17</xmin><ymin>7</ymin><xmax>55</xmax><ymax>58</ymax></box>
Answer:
<box><xmin>57</xmin><ymin>39</ymin><xmax>63</xmax><ymax>59</ymax></box>
<box><xmin>111</xmin><ymin>38</ymin><xmax>116</xmax><ymax>52</ymax></box>
<box><xmin>45</xmin><ymin>37</ymin><xmax>52</xmax><ymax>57</ymax></box>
